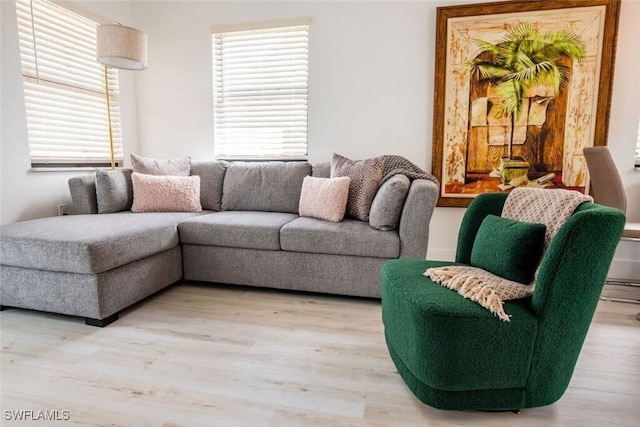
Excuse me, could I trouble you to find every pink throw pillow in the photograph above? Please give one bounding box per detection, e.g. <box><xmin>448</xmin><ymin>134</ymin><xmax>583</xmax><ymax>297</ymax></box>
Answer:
<box><xmin>298</xmin><ymin>176</ymin><xmax>350</xmax><ymax>222</ymax></box>
<box><xmin>131</xmin><ymin>173</ymin><xmax>202</xmax><ymax>213</ymax></box>
<box><xmin>130</xmin><ymin>153</ymin><xmax>191</xmax><ymax>176</ymax></box>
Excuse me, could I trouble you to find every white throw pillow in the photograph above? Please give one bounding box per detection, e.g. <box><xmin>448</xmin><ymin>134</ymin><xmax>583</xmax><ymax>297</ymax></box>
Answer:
<box><xmin>298</xmin><ymin>176</ymin><xmax>350</xmax><ymax>223</ymax></box>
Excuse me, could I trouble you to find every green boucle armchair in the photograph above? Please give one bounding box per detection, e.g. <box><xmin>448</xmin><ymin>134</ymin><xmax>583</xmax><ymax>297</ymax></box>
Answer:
<box><xmin>381</xmin><ymin>192</ymin><xmax>625</xmax><ymax>411</ymax></box>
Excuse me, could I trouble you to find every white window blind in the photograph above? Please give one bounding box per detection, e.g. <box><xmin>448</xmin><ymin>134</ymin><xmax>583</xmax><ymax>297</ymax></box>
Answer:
<box><xmin>212</xmin><ymin>19</ymin><xmax>309</xmax><ymax>160</ymax></box>
<box><xmin>15</xmin><ymin>0</ymin><xmax>122</xmax><ymax>167</ymax></box>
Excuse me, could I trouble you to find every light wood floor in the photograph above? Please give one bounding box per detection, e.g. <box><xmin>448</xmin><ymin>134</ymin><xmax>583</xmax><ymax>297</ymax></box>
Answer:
<box><xmin>1</xmin><ymin>282</ymin><xmax>639</xmax><ymax>427</ymax></box>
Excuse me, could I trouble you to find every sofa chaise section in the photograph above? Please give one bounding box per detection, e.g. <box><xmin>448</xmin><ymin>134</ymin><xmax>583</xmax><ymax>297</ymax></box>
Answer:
<box><xmin>0</xmin><ymin>212</ymin><xmax>201</xmax><ymax>326</ymax></box>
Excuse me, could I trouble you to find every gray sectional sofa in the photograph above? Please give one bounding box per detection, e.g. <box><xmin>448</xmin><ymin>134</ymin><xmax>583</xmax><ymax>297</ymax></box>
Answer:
<box><xmin>0</xmin><ymin>160</ymin><xmax>439</xmax><ymax>326</ymax></box>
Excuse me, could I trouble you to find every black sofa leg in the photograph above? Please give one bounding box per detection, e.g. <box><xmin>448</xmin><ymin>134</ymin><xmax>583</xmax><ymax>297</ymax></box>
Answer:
<box><xmin>85</xmin><ymin>313</ymin><xmax>119</xmax><ymax>327</ymax></box>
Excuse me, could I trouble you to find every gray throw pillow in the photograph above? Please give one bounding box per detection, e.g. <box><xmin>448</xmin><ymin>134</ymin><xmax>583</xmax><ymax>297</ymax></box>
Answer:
<box><xmin>68</xmin><ymin>175</ymin><xmax>98</xmax><ymax>214</ymax></box>
<box><xmin>130</xmin><ymin>153</ymin><xmax>191</xmax><ymax>176</ymax></box>
<box><xmin>95</xmin><ymin>169</ymin><xmax>133</xmax><ymax>214</ymax></box>
<box><xmin>369</xmin><ymin>174</ymin><xmax>410</xmax><ymax>231</ymax></box>
<box><xmin>331</xmin><ymin>153</ymin><xmax>384</xmax><ymax>221</ymax></box>
<box><xmin>190</xmin><ymin>160</ymin><xmax>227</xmax><ymax>211</ymax></box>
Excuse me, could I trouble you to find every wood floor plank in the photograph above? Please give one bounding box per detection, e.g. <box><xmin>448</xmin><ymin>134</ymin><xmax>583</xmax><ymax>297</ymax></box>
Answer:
<box><xmin>1</xmin><ymin>282</ymin><xmax>639</xmax><ymax>426</ymax></box>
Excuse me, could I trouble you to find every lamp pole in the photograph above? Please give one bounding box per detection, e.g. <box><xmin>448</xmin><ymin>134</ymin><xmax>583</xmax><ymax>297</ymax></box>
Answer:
<box><xmin>96</xmin><ymin>23</ymin><xmax>148</xmax><ymax>170</ymax></box>
<box><xmin>104</xmin><ymin>64</ymin><xmax>116</xmax><ymax>170</ymax></box>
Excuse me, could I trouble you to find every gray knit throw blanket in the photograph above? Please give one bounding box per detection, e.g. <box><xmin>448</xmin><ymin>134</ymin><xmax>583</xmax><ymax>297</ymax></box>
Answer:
<box><xmin>378</xmin><ymin>155</ymin><xmax>439</xmax><ymax>187</ymax></box>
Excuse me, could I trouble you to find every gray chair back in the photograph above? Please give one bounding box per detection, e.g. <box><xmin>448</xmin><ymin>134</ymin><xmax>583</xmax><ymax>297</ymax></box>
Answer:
<box><xmin>583</xmin><ymin>146</ymin><xmax>627</xmax><ymax>213</ymax></box>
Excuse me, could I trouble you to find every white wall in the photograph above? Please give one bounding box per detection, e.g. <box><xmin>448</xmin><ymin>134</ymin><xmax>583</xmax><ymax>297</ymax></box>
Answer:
<box><xmin>132</xmin><ymin>0</ymin><xmax>434</xmax><ymax>165</ymax></box>
<box><xmin>1</xmin><ymin>0</ymin><xmax>638</xmax><ymax>278</ymax></box>
<box><xmin>0</xmin><ymin>0</ymin><xmax>139</xmax><ymax>224</ymax></box>
<box><xmin>603</xmin><ymin>0</ymin><xmax>640</xmax><ymax>279</ymax></box>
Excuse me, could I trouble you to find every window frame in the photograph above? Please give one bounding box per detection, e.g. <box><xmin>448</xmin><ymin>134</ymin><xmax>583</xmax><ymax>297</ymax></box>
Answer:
<box><xmin>15</xmin><ymin>0</ymin><xmax>123</xmax><ymax>169</ymax></box>
<box><xmin>211</xmin><ymin>18</ymin><xmax>310</xmax><ymax>161</ymax></box>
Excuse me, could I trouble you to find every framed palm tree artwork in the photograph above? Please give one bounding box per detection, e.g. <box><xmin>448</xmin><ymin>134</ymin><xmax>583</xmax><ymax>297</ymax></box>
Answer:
<box><xmin>431</xmin><ymin>0</ymin><xmax>621</xmax><ymax>207</ymax></box>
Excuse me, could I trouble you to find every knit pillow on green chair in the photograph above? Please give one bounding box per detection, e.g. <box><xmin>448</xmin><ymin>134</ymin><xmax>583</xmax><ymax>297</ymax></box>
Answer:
<box><xmin>470</xmin><ymin>215</ymin><xmax>546</xmax><ymax>284</ymax></box>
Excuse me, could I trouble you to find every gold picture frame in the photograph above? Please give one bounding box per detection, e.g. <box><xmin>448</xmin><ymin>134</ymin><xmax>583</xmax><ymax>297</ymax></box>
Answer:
<box><xmin>432</xmin><ymin>0</ymin><xmax>621</xmax><ymax>207</ymax></box>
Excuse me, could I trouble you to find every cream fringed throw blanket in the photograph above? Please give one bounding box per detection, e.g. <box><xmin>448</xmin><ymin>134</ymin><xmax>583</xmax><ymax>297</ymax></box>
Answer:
<box><xmin>426</xmin><ymin>188</ymin><xmax>593</xmax><ymax>321</ymax></box>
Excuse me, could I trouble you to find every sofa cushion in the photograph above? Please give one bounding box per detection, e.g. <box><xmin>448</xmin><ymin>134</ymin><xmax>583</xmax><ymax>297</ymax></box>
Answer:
<box><xmin>178</xmin><ymin>211</ymin><xmax>298</xmax><ymax>250</ymax></box>
<box><xmin>131</xmin><ymin>173</ymin><xmax>202</xmax><ymax>213</ymax></box>
<box><xmin>0</xmin><ymin>212</ymin><xmax>202</xmax><ymax>274</ymax></box>
<box><xmin>190</xmin><ymin>160</ymin><xmax>227</xmax><ymax>211</ymax></box>
<box><xmin>312</xmin><ymin>162</ymin><xmax>331</xmax><ymax>178</ymax></box>
<box><xmin>280</xmin><ymin>217</ymin><xmax>400</xmax><ymax>258</ymax></box>
<box><xmin>221</xmin><ymin>161</ymin><xmax>312</xmax><ymax>213</ymax></box>
<box><xmin>298</xmin><ymin>176</ymin><xmax>350</xmax><ymax>223</ymax></box>
<box><xmin>131</xmin><ymin>153</ymin><xmax>191</xmax><ymax>176</ymax></box>
<box><xmin>331</xmin><ymin>153</ymin><xmax>384</xmax><ymax>221</ymax></box>
<box><xmin>369</xmin><ymin>174</ymin><xmax>410</xmax><ymax>231</ymax></box>
<box><xmin>95</xmin><ymin>169</ymin><xmax>133</xmax><ymax>214</ymax></box>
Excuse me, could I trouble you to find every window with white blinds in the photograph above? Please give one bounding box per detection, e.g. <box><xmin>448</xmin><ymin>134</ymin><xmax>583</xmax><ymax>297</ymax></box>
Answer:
<box><xmin>212</xmin><ymin>19</ymin><xmax>309</xmax><ymax>160</ymax></box>
<box><xmin>15</xmin><ymin>0</ymin><xmax>122</xmax><ymax>167</ymax></box>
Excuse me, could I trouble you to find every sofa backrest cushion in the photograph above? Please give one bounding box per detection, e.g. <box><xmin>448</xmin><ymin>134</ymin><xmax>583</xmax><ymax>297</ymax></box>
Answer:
<box><xmin>190</xmin><ymin>160</ymin><xmax>227</xmax><ymax>211</ymax></box>
<box><xmin>312</xmin><ymin>162</ymin><xmax>331</xmax><ymax>178</ymax></box>
<box><xmin>221</xmin><ymin>161</ymin><xmax>312</xmax><ymax>213</ymax></box>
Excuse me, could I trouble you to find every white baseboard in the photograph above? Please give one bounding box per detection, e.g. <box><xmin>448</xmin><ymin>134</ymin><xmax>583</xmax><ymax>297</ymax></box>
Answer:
<box><xmin>425</xmin><ymin>248</ymin><xmax>455</xmax><ymax>262</ymax></box>
<box><xmin>608</xmin><ymin>259</ymin><xmax>640</xmax><ymax>282</ymax></box>
<box><xmin>608</xmin><ymin>241</ymin><xmax>640</xmax><ymax>281</ymax></box>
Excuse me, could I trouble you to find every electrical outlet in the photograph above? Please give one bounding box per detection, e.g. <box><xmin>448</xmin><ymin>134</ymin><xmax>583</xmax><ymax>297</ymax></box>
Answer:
<box><xmin>57</xmin><ymin>204</ymin><xmax>68</xmax><ymax>216</ymax></box>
